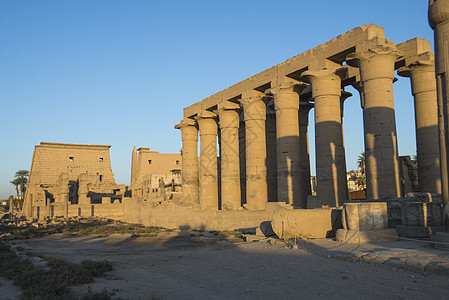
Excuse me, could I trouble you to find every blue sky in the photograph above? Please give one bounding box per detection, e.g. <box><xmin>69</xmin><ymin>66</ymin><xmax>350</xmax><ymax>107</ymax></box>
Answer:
<box><xmin>0</xmin><ymin>0</ymin><xmax>433</xmax><ymax>199</ymax></box>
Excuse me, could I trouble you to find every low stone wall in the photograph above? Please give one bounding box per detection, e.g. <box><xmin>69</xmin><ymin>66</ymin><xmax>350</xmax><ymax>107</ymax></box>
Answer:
<box><xmin>271</xmin><ymin>208</ymin><xmax>341</xmax><ymax>239</ymax></box>
<box><xmin>123</xmin><ymin>199</ymin><xmax>341</xmax><ymax>238</ymax></box>
<box><xmin>31</xmin><ymin>202</ymin><xmax>125</xmax><ymax>220</ymax></box>
<box><xmin>123</xmin><ymin>198</ymin><xmax>273</xmax><ymax>231</ymax></box>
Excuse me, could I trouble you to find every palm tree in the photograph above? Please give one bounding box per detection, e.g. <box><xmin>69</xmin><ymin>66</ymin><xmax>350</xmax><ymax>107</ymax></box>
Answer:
<box><xmin>356</xmin><ymin>174</ymin><xmax>366</xmax><ymax>189</ymax></box>
<box><xmin>357</xmin><ymin>152</ymin><xmax>365</xmax><ymax>175</ymax></box>
<box><xmin>15</xmin><ymin>169</ymin><xmax>29</xmax><ymax>200</ymax></box>
<box><xmin>11</xmin><ymin>170</ymin><xmax>29</xmax><ymax>211</ymax></box>
<box><xmin>10</xmin><ymin>178</ymin><xmax>20</xmax><ymax>199</ymax></box>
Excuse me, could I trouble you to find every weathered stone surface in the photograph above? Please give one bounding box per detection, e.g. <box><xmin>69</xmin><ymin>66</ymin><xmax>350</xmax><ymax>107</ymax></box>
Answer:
<box><xmin>396</xmin><ymin>225</ymin><xmax>445</xmax><ymax>238</ymax></box>
<box><xmin>243</xmin><ymin>234</ymin><xmax>263</xmax><ymax>243</ymax></box>
<box><xmin>343</xmin><ymin>202</ymin><xmax>388</xmax><ymax>230</ymax></box>
<box><xmin>432</xmin><ymin>232</ymin><xmax>449</xmax><ymax>251</ymax></box>
<box><xmin>131</xmin><ymin>146</ymin><xmax>182</xmax><ymax>204</ymax></box>
<box><xmin>22</xmin><ymin>142</ymin><xmax>127</xmax><ymax>220</ymax></box>
<box><xmin>258</xmin><ymin>221</ymin><xmax>275</xmax><ymax>237</ymax></box>
<box><xmin>401</xmin><ymin>202</ymin><xmax>443</xmax><ymax>227</ymax></box>
<box><xmin>271</xmin><ymin>207</ymin><xmax>340</xmax><ymax>239</ymax></box>
<box><xmin>335</xmin><ymin>228</ymin><xmax>398</xmax><ymax>243</ymax></box>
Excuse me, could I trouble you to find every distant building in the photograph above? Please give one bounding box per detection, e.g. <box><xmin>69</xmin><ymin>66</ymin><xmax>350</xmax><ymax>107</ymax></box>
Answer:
<box><xmin>22</xmin><ymin>142</ymin><xmax>127</xmax><ymax>219</ymax></box>
<box><xmin>347</xmin><ymin>170</ymin><xmax>365</xmax><ymax>192</ymax></box>
<box><xmin>130</xmin><ymin>147</ymin><xmax>182</xmax><ymax>203</ymax></box>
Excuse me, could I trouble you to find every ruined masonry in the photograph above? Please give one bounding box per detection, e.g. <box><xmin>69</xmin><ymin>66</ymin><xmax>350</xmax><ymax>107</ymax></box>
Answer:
<box><xmin>130</xmin><ymin>147</ymin><xmax>182</xmax><ymax>203</ymax></box>
<box><xmin>176</xmin><ymin>24</ymin><xmax>441</xmax><ymax>211</ymax></box>
<box><xmin>21</xmin><ymin>22</ymin><xmax>445</xmax><ymax>239</ymax></box>
<box><xmin>22</xmin><ymin>142</ymin><xmax>127</xmax><ymax>219</ymax></box>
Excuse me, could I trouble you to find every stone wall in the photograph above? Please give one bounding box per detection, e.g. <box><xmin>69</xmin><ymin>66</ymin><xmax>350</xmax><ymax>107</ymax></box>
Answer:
<box><xmin>122</xmin><ymin>199</ymin><xmax>339</xmax><ymax>238</ymax></box>
<box><xmin>22</xmin><ymin>142</ymin><xmax>125</xmax><ymax>219</ymax></box>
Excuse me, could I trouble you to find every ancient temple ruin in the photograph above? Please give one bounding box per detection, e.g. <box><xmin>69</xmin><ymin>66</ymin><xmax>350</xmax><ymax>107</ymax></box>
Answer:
<box><xmin>175</xmin><ymin>24</ymin><xmax>441</xmax><ymax>212</ymax></box>
<box><xmin>22</xmin><ymin>142</ymin><xmax>127</xmax><ymax>219</ymax></box>
<box><xmin>19</xmin><ymin>22</ymin><xmax>447</xmax><ymax>240</ymax></box>
<box><xmin>130</xmin><ymin>146</ymin><xmax>182</xmax><ymax>203</ymax></box>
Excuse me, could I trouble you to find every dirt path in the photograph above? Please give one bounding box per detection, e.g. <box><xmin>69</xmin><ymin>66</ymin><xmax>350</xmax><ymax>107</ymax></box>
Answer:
<box><xmin>9</xmin><ymin>232</ymin><xmax>449</xmax><ymax>299</ymax></box>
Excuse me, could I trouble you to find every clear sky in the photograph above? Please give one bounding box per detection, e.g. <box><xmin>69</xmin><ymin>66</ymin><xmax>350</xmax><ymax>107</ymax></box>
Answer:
<box><xmin>0</xmin><ymin>0</ymin><xmax>433</xmax><ymax>199</ymax></box>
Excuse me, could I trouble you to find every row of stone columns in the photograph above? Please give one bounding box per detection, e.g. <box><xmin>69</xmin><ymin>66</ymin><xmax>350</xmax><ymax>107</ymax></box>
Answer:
<box><xmin>176</xmin><ymin>38</ymin><xmax>442</xmax><ymax>210</ymax></box>
<box><xmin>429</xmin><ymin>0</ymin><xmax>449</xmax><ymax>211</ymax></box>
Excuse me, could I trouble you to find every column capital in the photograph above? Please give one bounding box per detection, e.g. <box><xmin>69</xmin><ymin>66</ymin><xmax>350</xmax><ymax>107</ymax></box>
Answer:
<box><xmin>398</xmin><ymin>56</ymin><xmax>437</xmax><ymax>98</ymax></box>
<box><xmin>217</xmin><ymin>103</ymin><xmax>240</xmax><ymax>129</ymax></box>
<box><xmin>241</xmin><ymin>92</ymin><xmax>267</xmax><ymax>121</ymax></box>
<box><xmin>267</xmin><ymin>81</ymin><xmax>308</xmax><ymax>96</ymax></box>
<box><xmin>301</xmin><ymin>67</ymin><xmax>347</xmax><ymax>98</ymax></box>
<box><xmin>195</xmin><ymin>112</ymin><xmax>217</xmax><ymax>135</ymax></box>
<box><xmin>346</xmin><ymin>38</ymin><xmax>403</xmax><ymax>81</ymax></box>
<box><xmin>175</xmin><ymin>118</ymin><xmax>196</xmax><ymax>130</ymax></box>
<box><xmin>429</xmin><ymin>0</ymin><xmax>449</xmax><ymax>29</ymax></box>
<box><xmin>397</xmin><ymin>53</ymin><xmax>436</xmax><ymax>78</ymax></box>
<box><xmin>347</xmin><ymin>38</ymin><xmax>403</xmax><ymax>63</ymax></box>
<box><xmin>268</xmin><ymin>82</ymin><xmax>307</xmax><ymax>111</ymax></box>
<box><xmin>195</xmin><ymin>111</ymin><xmax>217</xmax><ymax>120</ymax></box>
<box><xmin>175</xmin><ymin>118</ymin><xmax>198</xmax><ymax>141</ymax></box>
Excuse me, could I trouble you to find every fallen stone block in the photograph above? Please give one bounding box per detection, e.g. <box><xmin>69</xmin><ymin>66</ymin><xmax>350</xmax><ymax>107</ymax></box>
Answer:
<box><xmin>271</xmin><ymin>207</ymin><xmax>340</xmax><ymax>240</ymax></box>
<box><xmin>256</xmin><ymin>221</ymin><xmax>275</xmax><ymax>237</ymax></box>
<box><xmin>396</xmin><ymin>225</ymin><xmax>445</xmax><ymax>238</ymax></box>
<box><xmin>343</xmin><ymin>202</ymin><xmax>388</xmax><ymax>230</ymax></box>
<box><xmin>243</xmin><ymin>234</ymin><xmax>263</xmax><ymax>243</ymax></box>
<box><xmin>335</xmin><ymin>228</ymin><xmax>398</xmax><ymax>243</ymax></box>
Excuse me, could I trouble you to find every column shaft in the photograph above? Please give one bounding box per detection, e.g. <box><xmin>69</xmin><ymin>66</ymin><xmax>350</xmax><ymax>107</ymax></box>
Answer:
<box><xmin>429</xmin><ymin>1</ymin><xmax>449</xmax><ymax>207</ymax></box>
<box><xmin>218</xmin><ymin>108</ymin><xmax>241</xmax><ymax>210</ymax></box>
<box><xmin>175</xmin><ymin>119</ymin><xmax>199</xmax><ymax>206</ymax></box>
<box><xmin>399</xmin><ymin>62</ymin><xmax>441</xmax><ymax>193</ymax></box>
<box><xmin>196</xmin><ymin>115</ymin><xmax>219</xmax><ymax>209</ymax></box>
<box><xmin>302</xmin><ymin>69</ymin><xmax>348</xmax><ymax>206</ymax></box>
<box><xmin>242</xmin><ymin>96</ymin><xmax>268</xmax><ymax>209</ymax></box>
<box><xmin>298</xmin><ymin>102</ymin><xmax>313</xmax><ymax>203</ymax></box>
<box><xmin>348</xmin><ymin>46</ymin><xmax>402</xmax><ymax>200</ymax></box>
<box><xmin>272</xmin><ymin>83</ymin><xmax>305</xmax><ymax>207</ymax></box>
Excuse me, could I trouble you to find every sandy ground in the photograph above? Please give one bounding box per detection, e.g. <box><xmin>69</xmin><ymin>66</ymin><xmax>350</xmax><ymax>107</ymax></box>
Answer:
<box><xmin>5</xmin><ymin>232</ymin><xmax>449</xmax><ymax>299</ymax></box>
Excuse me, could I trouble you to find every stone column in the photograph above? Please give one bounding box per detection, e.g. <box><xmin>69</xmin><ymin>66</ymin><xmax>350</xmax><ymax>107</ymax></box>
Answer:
<box><xmin>78</xmin><ymin>173</ymin><xmax>91</xmax><ymax>205</ymax></box>
<box><xmin>266</xmin><ymin>99</ymin><xmax>278</xmax><ymax>203</ymax></box>
<box><xmin>217</xmin><ymin>102</ymin><xmax>241</xmax><ymax>210</ymax></box>
<box><xmin>270</xmin><ymin>82</ymin><xmax>307</xmax><ymax>207</ymax></box>
<box><xmin>131</xmin><ymin>146</ymin><xmax>137</xmax><ymax>187</ymax></box>
<box><xmin>429</xmin><ymin>0</ymin><xmax>449</xmax><ymax>208</ymax></box>
<box><xmin>59</xmin><ymin>173</ymin><xmax>70</xmax><ymax>218</ymax></box>
<box><xmin>175</xmin><ymin>118</ymin><xmax>199</xmax><ymax>206</ymax></box>
<box><xmin>398</xmin><ymin>56</ymin><xmax>442</xmax><ymax>194</ymax></box>
<box><xmin>9</xmin><ymin>195</ymin><xmax>13</xmax><ymax>222</ymax></box>
<box><xmin>241</xmin><ymin>92</ymin><xmax>268</xmax><ymax>210</ymax></box>
<box><xmin>298</xmin><ymin>101</ymin><xmax>313</xmax><ymax>203</ymax></box>
<box><xmin>195</xmin><ymin>112</ymin><xmax>219</xmax><ymax>209</ymax></box>
<box><xmin>347</xmin><ymin>40</ymin><xmax>402</xmax><ymax>200</ymax></box>
<box><xmin>302</xmin><ymin>67</ymin><xmax>348</xmax><ymax>206</ymax></box>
